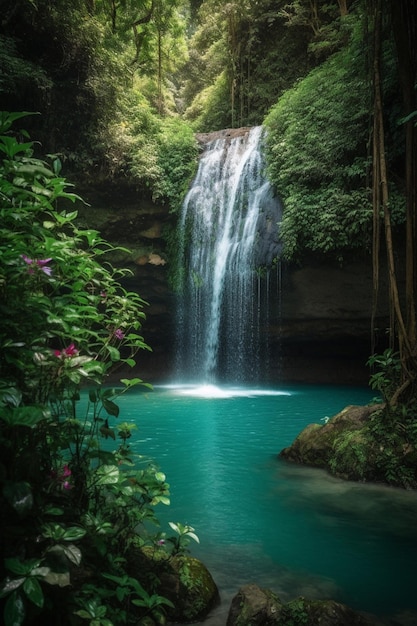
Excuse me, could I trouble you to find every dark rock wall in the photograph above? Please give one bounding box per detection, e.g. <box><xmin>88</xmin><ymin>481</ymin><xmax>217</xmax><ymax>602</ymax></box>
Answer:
<box><xmin>272</xmin><ymin>260</ymin><xmax>391</xmax><ymax>385</ymax></box>
<box><xmin>74</xmin><ymin>183</ymin><xmax>390</xmax><ymax>387</ymax></box>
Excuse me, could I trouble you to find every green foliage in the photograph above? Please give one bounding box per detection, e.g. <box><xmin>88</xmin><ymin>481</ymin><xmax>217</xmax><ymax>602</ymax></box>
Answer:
<box><xmin>367</xmin><ymin>348</ymin><xmax>402</xmax><ymax>405</ymax></box>
<box><xmin>166</xmin><ymin>522</ymin><xmax>200</xmax><ymax>555</ymax></box>
<box><xmin>0</xmin><ymin>112</ymin><xmax>195</xmax><ymax>625</ymax></box>
<box><xmin>329</xmin><ymin>430</ymin><xmax>369</xmax><ymax>480</ymax></box>
<box><xmin>152</xmin><ymin>118</ymin><xmax>199</xmax><ymax>211</ymax></box>
<box><xmin>280</xmin><ymin>597</ymin><xmax>309</xmax><ymax>625</ymax></box>
<box><xmin>86</xmin><ymin>89</ymin><xmax>198</xmax><ymax>210</ymax></box>
<box><xmin>181</xmin><ymin>0</ymin><xmax>315</xmax><ymax>131</ymax></box>
<box><xmin>325</xmin><ymin>350</ymin><xmax>417</xmax><ymax>488</ymax></box>
<box><xmin>264</xmin><ymin>18</ymin><xmax>405</xmax><ymax>260</ymax></box>
<box><xmin>0</xmin><ymin>36</ymin><xmax>52</xmax><ymax>96</ymax></box>
<box><xmin>366</xmin><ymin>401</ymin><xmax>417</xmax><ymax>489</ymax></box>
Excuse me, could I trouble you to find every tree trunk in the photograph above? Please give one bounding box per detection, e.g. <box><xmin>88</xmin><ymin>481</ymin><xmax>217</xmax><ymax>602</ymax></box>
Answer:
<box><xmin>371</xmin><ymin>0</ymin><xmax>414</xmax><ymax>401</ymax></box>
<box><xmin>390</xmin><ymin>0</ymin><xmax>417</xmax><ymax>362</ymax></box>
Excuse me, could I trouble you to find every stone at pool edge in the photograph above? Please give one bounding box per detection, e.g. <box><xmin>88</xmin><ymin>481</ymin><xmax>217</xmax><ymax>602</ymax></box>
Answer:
<box><xmin>278</xmin><ymin>403</ymin><xmax>382</xmax><ymax>470</ymax></box>
<box><xmin>226</xmin><ymin>583</ymin><xmax>378</xmax><ymax>626</ymax></box>
<box><xmin>127</xmin><ymin>546</ymin><xmax>220</xmax><ymax>623</ymax></box>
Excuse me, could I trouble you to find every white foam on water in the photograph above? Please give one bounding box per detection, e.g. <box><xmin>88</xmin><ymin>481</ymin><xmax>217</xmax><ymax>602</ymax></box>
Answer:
<box><xmin>156</xmin><ymin>383</ymin><xmax>292</xmax><ymax>399</ymax></box>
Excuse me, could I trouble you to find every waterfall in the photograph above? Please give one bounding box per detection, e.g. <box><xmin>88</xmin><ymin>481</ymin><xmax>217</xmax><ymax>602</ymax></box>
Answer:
<box><xmin>175</xmin><ymin>126</ymin><xmax>282</xmax><ymax>384</ymax></box>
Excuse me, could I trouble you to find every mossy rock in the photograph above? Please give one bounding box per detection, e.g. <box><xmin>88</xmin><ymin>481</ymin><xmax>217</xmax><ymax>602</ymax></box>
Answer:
<box><xmin>163</xmin><ymin>554</ymin><xmax>220</xmax><ymax>621</ymax></box>
<box><xmin>127</xmin><ymin>547</ymin><xmax>219</xmax><ymax>622</ymax></box>
<box><xmin>226</xmin><ymin>583</ymin><xmax>283</xmax><ymax>625</ymax></box>
<box><xmin>227</xmin><ymin>586</ymin><xmax>377</xmax><ymax>626</ymax></box>
<box><xmin>279</xmin><ymin>402</ymin><xmax>417</xmax><ymax>488</ymax></box>
<box><xmin>279</xmin><ymin>404</ymin><xmax>380</xmax><ymax>469</ymax></box>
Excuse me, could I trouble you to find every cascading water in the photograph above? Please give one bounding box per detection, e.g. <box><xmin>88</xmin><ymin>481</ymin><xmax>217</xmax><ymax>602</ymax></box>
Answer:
<box><xmin>175</xmin><ymin>126</ymin><xmax>282</xmax><ymax>384</ymax></box>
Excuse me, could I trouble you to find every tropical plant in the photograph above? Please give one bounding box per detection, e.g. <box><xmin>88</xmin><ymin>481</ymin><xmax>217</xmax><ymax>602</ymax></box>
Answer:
<box><xmin>166</xmin><ymin>522</ymin><xmax>200</xmax><ymax>555</ymax></box>
<box><xmin>0</xmin><ymin>111</ymin><xmax>188</xmax><ymax>625</ymax></box>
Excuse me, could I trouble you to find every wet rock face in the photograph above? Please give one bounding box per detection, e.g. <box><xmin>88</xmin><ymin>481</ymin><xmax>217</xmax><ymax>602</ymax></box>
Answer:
<box><xmin>74</xmin><ymin>181</ymin><xmax>391</xmax><ymax>385</ymax></box>
<box><xmin>226</xmin><ymin>584</ymin><xmax>378</xmax><ymax>626</ymax></box>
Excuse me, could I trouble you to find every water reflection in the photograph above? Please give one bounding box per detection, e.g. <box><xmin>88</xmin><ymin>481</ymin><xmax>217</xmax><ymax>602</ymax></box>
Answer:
<box><xmin>275</xmin><ymin>462</ymin><xmax>417</xmax><ymax>540</ymax></box>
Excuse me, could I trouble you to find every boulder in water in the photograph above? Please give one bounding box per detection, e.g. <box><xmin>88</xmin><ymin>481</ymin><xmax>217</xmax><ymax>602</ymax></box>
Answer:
<box><xmin>226</xmin><ymin>584</ymin><xmax>378</xmax><ymax>626</ymax></box>
<box><xmin>279</xmin><ymin>404</ymin><xmax>380</xmax><ymax>470</ymax></box>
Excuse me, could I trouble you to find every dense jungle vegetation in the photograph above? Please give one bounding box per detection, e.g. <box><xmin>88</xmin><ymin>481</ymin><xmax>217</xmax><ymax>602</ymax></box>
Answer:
<box><xmin>1</xmin><ymin>0</ymin><xmax>417</xmax><ymax>624</ymax></box>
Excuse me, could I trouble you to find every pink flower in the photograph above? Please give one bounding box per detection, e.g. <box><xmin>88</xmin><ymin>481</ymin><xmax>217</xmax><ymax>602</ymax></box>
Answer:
<box><xmin>114</xmin><ymin>328</ymin><xmax>125</xmax><ymax>340</ymax></box>
<box><xmin>22</xmin><ymin>254</ymin><xmax>52</xmax><ymax>276</ymax></box>
<box><xmin>50</xmin><ymin>464</ymin><xmax>73</xmax><ymax>491</ymax></box>
<box><xmin>64</xmin><ymin>343</ymin><xmax>78</xmax><ymax>356</ymax></box>
<box><xmin>54</xmin><ymin>343</ymin><xmax>79</xmax><ymax>358</ymax></box>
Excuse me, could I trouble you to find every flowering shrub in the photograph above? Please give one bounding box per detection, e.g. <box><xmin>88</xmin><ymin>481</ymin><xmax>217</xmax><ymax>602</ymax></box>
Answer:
<box><xmin>0</xmin><ymin>112</ymin><xmax>183</xmax><ymax>625</ymax></box>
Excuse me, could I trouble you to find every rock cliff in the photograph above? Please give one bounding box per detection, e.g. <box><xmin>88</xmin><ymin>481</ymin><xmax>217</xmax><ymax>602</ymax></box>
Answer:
<box><xmin>74</xmin><ymin>182</ymin><xmax>390</xmax><ymax>386</ymax></box>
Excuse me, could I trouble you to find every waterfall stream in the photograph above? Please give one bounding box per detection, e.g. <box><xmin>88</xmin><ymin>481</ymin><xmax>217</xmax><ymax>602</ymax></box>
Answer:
<box><xmin>175</xmin><ymin>126</ymin><xmax>282</xmax><ymax>384</ymax></box>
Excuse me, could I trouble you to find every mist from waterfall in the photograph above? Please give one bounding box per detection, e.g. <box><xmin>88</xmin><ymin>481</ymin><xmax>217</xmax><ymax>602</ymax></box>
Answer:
<box><xmin>175</xmin><ymin>126</ymin><xmax>282</xmax><ymax>384</ymax></box>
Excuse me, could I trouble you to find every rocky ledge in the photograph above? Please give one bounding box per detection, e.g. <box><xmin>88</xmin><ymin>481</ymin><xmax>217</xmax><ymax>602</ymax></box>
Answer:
<box><xmin>279</xmin><ymin>403</ymin><xmax>417</xmax><ymax>488</ymax></box>
<box><xmin>227</xmin><ymin>583</ymin><xmax>378</xmax><ymax>626</ymax></box>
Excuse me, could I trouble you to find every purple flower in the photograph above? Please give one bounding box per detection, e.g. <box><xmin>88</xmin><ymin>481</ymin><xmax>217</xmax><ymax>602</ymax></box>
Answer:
<box><xmin>114</xmin><ymin>328</ymin><xmax>125</xmax><ymax>340</ymax></box>
<box><xmin>22</xmin><ymin>254</ymin><xmax>53</xmax><ymax>276</ymax></box>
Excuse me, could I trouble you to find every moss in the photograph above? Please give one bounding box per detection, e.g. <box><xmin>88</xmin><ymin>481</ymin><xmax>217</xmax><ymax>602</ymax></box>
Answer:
<box><xmin>127</xmin><ymin>547</ymin><xmax>219</xmax><ymax>623</ymax></box>
<box><xmin>329</xmin><ymin>430</ymin><xmax>369</xmax><ymax>480</ymax></box>
<box><xmin>169</xmin><ymin>555</ymin><xmax>220</xmax><ymax>621</ymax></box>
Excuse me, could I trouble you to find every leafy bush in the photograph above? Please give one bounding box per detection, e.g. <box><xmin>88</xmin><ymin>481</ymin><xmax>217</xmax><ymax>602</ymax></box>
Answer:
<box><xmin>0</xmin><ymin>111</ymin><xmax>197</xmax><ymax>626</ymax></box>
<box><xmin>152</xmin><ymin>117</ymin><xmax>199</xmax><ymax>212</ymax></box>
<box><xmin>264</xmin><ymin>21</ymin><xmax>405</xmax><ymax>261</ymax></box>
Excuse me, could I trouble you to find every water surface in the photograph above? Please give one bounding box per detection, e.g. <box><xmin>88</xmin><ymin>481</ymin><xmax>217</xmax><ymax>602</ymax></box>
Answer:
<box><xmin>114</xmin><ymin>383</ymin><xmax>417</xmax><ymax>624</ymax></box>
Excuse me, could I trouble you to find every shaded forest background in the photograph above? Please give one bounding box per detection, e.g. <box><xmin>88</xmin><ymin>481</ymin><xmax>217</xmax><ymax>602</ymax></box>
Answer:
<box><xmin>0</xmin><ymin>0</ymin><xmax>407</xmax><ymax>232</ymax></box>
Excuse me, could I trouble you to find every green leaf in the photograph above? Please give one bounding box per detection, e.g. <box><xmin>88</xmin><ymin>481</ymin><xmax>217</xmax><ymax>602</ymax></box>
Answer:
<box><xmin>106</xmin><ymin>345</ymin><xmax>120</xmax><ymax>361</ymax></box>
<box><xmin>74</xmin><ymin>610</ymin><xmax>92</xmax><ymax>619</ymax></box>
<box><xmin>0</xmin><ymin>111</ymin><xmax>37</xmax><ymax>133</ymax></box>
<box><xmin>155</xmin><ymin>496</ymin><xmax>170</xmax><ymax>505</ymax></box>
<box><xmin>121</xmin><ymin>358</ymin><xmax>136</xmax><ymax>368</ymax></box>
<box><xmin>0</xmin><ymin>577</ymin><xmax>25</xmax><ymax>597</ymax></box>
<box><xmin>4</xmin><ymin>590</ymin><xmax>25</xmax><ymax>626</ymax></box>
<box><xmin>33</xmin><ymin>566</ymin><xmax>71</xmax><ymax>587</ymax></box>
<box><xmin>102</xmin><ymin>398</ymin><xmax>120</xmax><ymax>417</ymax></box>
<box><xmin>3</xmin><ymin>482</ymin><xmax>33</xmax><ymax>516</ymax></box>
<box><xmin>4</xmin><ymin>558</ymin><xmax>41</xmax><ymax>576</ymax></box>
<box><xmin>63</xmin><ymin>544</ymin><xmax>82</xmax><ymax>565</ymax></box>
<box><xmin>0</xmin><ymin>405</ymin><xmax>47</xmax><ymax>427</ymax></box>
<box><xmin>23</xmin><ymin>577</ymin><xmax>44</xmax><ymax>608</ymax></box>
<box><xmin>120</xmin><ymin>377</ymin><xmax>152</xmax><ymax>390</ymax></box>
<box><xmin>94</xmin><ymin>465</ymin><xmax>120</xmax><ymax>486</ymax></box>
<box><xmin>62</xmin><ymin>527</ymin><xmax>87</xmax><ymax>542</ymax></box>
<box><xmin>44</xmin><ymin>506</ymin><xmax>64</xmax><ymax>516</ymax></box>
<box><xmin>0</xmin><ymin>386</ymin><xmax>22</xmax><ymax>407</ymax></box>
